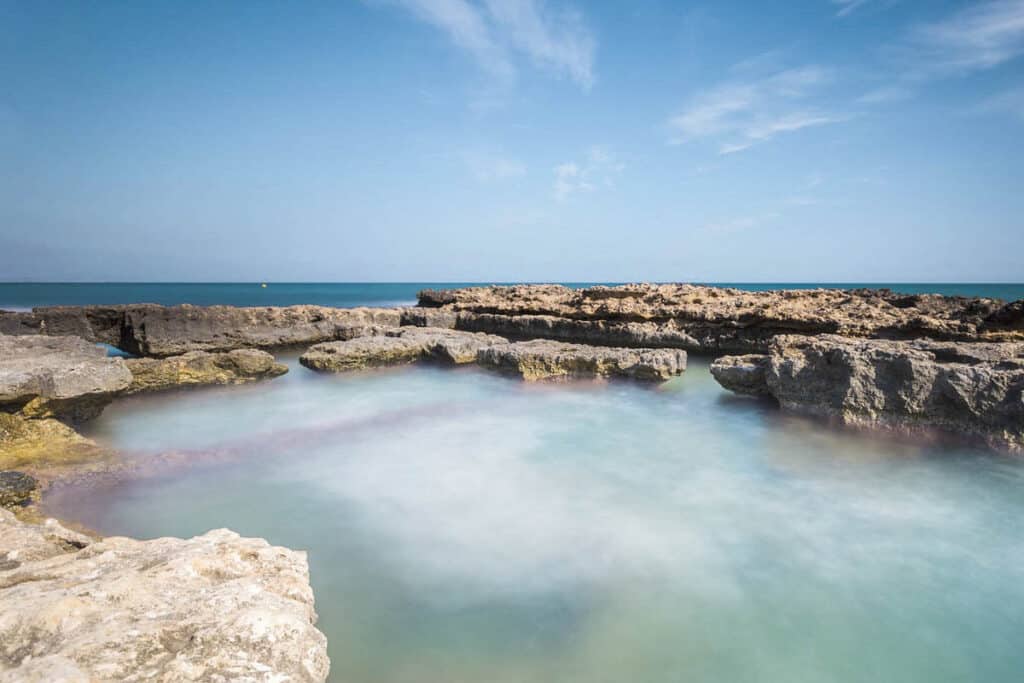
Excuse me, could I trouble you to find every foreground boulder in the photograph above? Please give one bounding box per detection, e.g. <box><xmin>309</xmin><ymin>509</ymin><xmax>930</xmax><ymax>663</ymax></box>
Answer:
<box><xmin>477</xmin><ymin>340</ymin><xmax>687</xmax><ymax>382</ymax></box>
<box><xmin>710</xmin><ymin>335</ymin><xmax>1024</xmax><ymax>453</ymax></box>
<box><xmin>418</xmin><ymin>284</ymin><xmax>1024</xmax><ymax>353</ymax></box>
<box><xmin>0</xmin><ymin>509</ymin><xmax>330</xmax><ymax>681</ymax></box>
<box><xmin>0</xmin><ymin>335</ymin><xmax>131</xmax><ymax>422</ymax></box>
<box><xmin>125</xmin><ymin>349</ymin><xmax>288</xmax><ymax>394</ymax></box>
<box><xmin>300</xmin><ymin>327</ymin><xmax>507</xmax><ymax>371</ymax></box>
<box><xmin>1</xmin><ymin>304</ymin><xmax>401</xmax><ymax>357</ymax></box>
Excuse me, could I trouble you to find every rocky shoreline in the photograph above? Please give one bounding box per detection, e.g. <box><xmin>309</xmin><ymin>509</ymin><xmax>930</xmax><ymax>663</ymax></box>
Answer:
<box><xmin>2</xmin><ymin>283</ymin><xmax>1023</xmax><ymax>680</ymax></box>
<box><xmin>710</xmin><ymin>335</ymin><xmax>1024</xmax><ymax>454</ymax></box>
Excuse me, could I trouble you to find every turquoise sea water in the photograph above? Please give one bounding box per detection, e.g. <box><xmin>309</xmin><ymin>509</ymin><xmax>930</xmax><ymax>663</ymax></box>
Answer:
<box><xmin>46</xmin><ymin>355</ymin><xmax>1024</xmax><ymax>682</ymax></box>
<box><xmin>1</xmin><ymin>281</ymin><xmax>1022</xmax><ymax>310</ymax></box>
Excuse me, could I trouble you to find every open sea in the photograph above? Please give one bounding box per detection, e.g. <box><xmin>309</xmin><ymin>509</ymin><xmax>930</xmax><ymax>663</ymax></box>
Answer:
<box><xmin>1</xmin><ymin>281</ymin><xmax>1022</xmax><ymax>310</ymax></box>
<box><xmin>11</xmin><ymin>281</ymin><xmax>1024</xmax><ymax>682</ymax></box>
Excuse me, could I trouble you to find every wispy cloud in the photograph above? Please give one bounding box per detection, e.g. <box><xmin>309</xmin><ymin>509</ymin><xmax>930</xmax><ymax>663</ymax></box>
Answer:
<box><xmin>668</xmin><ymin>65</ymin><xmax>846</xmax><ymax>154</ymax></box>
<box><xmin>832</xmin><ymin>0</ymin><xmax>871</xmax><ymax>18</ymax></box>
<box><xmin>380</xmin><ymin>0</ymin><xmax>596</xmax><ymax>89</ymax></box>
<box><xmin>553</xmin><ymin>146</ymin><xmax>623</xmax><ymax>199</ymax></box>
<box><xmin>904</xmin><ymin>0</ymin><xmax>1024</xmax><ymax>77</ymax></box>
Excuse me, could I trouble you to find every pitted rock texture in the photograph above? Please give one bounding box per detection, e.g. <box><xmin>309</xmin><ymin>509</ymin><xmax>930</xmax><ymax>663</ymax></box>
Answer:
<box><xmin>300</xmin><ymin>327</ymin><xmax>507</xmax><ymax>371</ymax></box>
<box><xmin>0</xmin><ymin>509</ymin><xmax>330</xmax><ymax>682</ymax></box>
<box><xmin>0</xmin><ymin>413</ymin><xmax>105</xmax><ymax>472</ymax></box>
<box><xmin>711</xmin><ymin>335</ymin><xmax>1024</xmax><ymax>453</ymax></box>
<box><xmin>476</xmin><ymin>340</ymin><xmax>687</xmax><ymax>382</ymax></box>
<box><xmin>0</xmin><ymin>335</ymin><xmax>131</xmax><ymax>422</ymax></box>
<box><xmin>418</xmin><ymin>284</ymin><xmax>1024</xmax><ymax>353</ymax></box>
<box><xmin>0</xmin><ymin>472</ymin><xmax>37</xmax><ymax>509</ymax></box>
<box><xmin>125</xmin><ymin>349</ymin><xmax>288</xmax><ymax>395</ymax></box>
<box><xmin>1</xmin><ymin>304</ymin><xmax>401</xmax><ymax>357</ymax></box>
<box><xmin>708</xmin><ymin>354</ymin><xmax>770</xmax><ymax>396</ymax></box>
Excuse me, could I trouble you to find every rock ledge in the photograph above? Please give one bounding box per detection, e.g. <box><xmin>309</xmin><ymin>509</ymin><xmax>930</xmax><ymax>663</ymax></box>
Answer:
<box><xmin>0</xmin><ymin>509</ymin><xmax>330</xmax><ymax>682</ymax></box>
<box><xmin>711</xmin><ymin>335</ymin><xmax>1024</xmax><ymax>453</ymax></box>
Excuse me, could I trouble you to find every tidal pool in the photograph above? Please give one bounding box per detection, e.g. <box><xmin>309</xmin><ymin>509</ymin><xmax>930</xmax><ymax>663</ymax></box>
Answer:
<box><xmin>47</xmin><ymin>356</ymin><xmax>1024</xmax><ymax>682</ymax></box>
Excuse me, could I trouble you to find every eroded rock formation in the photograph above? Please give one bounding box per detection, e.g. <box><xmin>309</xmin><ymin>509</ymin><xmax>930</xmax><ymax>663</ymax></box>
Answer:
<box><xmin>477</xmin><ymin>340</ymin><xmax>687</xmax><ymax>381</ymax></box>
<box><xmin>710</xmin><ymin>335</ymin><xmax>1024</xmax><ymax>452</ymax></box>
<box><xmin>300</xmin><ymin>328</ymin><xmax>687</xmax><ymax>382</ymax></box>
<box><xmin>125</xmin><ymin>349</ymin><xmax>288</xmax><ymax>394</ymax></box>
<box><xmin>417</xmin><ymin>284</ymin><xmax>1024</xmax><ymax>353</ymax></box>
<box><xmin>0</xmin><ymin>509</ymin><xmax>330</xmax><ymax>682</ymax></box>
<box><xmin>1</xmin><ymin>304</ymin><xmax>401</xmax><ymax>356</ymax></box>
<box><xmin>0</xmin><ymin>335</ymin><xmax>131</xmax><ymax>422</ymax></box>
<box><xmin>300</xmin><ymin>327</ymin><xmax>507</xmax><ymax>371</ymax></box>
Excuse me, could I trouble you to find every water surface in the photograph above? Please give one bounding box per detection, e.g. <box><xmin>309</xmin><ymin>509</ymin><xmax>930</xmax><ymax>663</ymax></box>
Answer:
<box><xmin>2</xmin><ymin>281</ymin><xmax>1022</xmax><ymax>309</ymax></box>
<box><xmin>47</xmin><ymin>356</ymin><xmax>1024</xmax><ymax>682</ymax></box>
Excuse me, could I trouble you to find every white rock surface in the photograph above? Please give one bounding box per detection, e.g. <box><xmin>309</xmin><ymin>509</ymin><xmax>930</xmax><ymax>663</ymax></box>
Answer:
<box><xmin>0</xmin><ymin>509</ymin><xmax>329</xmax><ymax>682</ymax></box>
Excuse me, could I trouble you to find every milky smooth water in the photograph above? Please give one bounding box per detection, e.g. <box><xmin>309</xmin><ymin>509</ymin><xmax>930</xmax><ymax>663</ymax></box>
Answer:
<box><xmin>48</xmin><ymin>356</ymin><xmax>1024</xmax><ymax>682</ymax></box>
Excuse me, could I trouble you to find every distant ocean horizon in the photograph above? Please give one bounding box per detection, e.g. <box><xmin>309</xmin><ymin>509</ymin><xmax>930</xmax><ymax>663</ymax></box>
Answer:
<box><xmin>1</xmin><ymin>282</ymin><xmax>1022</xmax><ymax>310</ymax></box>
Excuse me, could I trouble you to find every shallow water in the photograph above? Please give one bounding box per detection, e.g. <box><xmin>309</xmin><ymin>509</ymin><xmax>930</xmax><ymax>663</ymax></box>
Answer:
<box><xmin>48</xmin><ymin>356</ymin><xmax>1024</xmax><ymax>682</ymax></box>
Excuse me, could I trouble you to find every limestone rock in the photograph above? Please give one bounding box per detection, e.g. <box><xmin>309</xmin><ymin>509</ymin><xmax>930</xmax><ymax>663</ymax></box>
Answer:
<box><xmin>125</xmin><ymin>349</ymin><xmax>288</xmax><ymax>395</ymax></box>
<box><xmin>300</xmin><ymin>336</ymin><xmax>426</xmax><ymax>372</ymax></box>
<box><xmin>0</xmin><ymin>413</ymin><xmax>107</xmax><ymax>477</ymax></box>
<box><xmin>709</xmin><ymin>354</ymin><xmax>770</xmax><ymax>396</ymax></box>
<box><xmin>299</xmin><ymin>328</ymin><xmax>506</xmax><ymax>372</ymax></box>
<box><xmin>0</xmin><ymin>304</ymin><xmax>401</xmax><ymax>357</ymax></box>
<box><xmin>418</xmin><ymin>284</ymin><xmax>1024</xmax><ymax>352</ymax></box>
<box><xmin>0</xmin><ymin>335</ymin><xmax>131</xmax><ymax>422</ymax></box>
<box><xmin>476</xmin><ymin>340</ymin><xmax>687</xmax><ymax>382</ymax></box>
<box><xmin>0</xmin><ymin>472</ymin><xmax>37</xmax><ymax>509</ymax></box>
<box><xmin>710</xmin><ymin>335</ymin><xmax>1024</xmax><ymax>453</ymax></box>
<box><xmin>0</xmin><ymin>509</ymin><xmax>329</xmax><ymax>682</ymax></box>
<box><xmin>398</xmin><ymin>307</ymin><xmax>458</xmax><ymax>329</ymax></box>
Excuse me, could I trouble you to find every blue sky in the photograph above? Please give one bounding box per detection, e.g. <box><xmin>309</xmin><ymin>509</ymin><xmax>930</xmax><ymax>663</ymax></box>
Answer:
<box><xmin>2</xmin><ymin>0</ymin><xmax>1022</xmax><ymax>282</ymax></box>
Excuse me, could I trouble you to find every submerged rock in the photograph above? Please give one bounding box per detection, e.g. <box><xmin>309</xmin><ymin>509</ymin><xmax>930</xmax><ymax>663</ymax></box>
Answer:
<box><xmin>0</xmin><ymin>472</ymin><xmax>37</xmax><ymax>508</ymax></box>
<box><xmin>711</xmin><ymin>335</ymin><xmax>1024</xmax><ymax>453</ymax></box>
<box><xmin>299</xmin><ymin>327</ymin><xmax>506</xmax><ymax>371</ymax></box>
<box><xmin>477</xmin><ymin>340</ymin><xmax>687</xmax><ymax>382</ymax></box>
<box><xmin>418</xmin><ymin>284</ymin><xmax>1024</xmax><ymax>352</ymax></box>
<box><xmin>125</xmin><ymin>349</ymin><xmax>288</xmax><ymax>394</ymax></box>
<box><xmin>0</xmin><ymin>335</ymin><xmax>131</xmax><ymax>422</ymax></box>
<box><xmin>0</xmin><ymin>509</ymin><xmax>329</xmax><ymax>682</ymax></box>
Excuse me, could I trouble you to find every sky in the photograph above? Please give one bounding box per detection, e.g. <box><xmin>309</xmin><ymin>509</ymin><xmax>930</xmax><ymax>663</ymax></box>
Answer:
<box><xmin>1</xmin><ymin>0</ymin><xmax>1023</xmax><ymax>282</ymax></box>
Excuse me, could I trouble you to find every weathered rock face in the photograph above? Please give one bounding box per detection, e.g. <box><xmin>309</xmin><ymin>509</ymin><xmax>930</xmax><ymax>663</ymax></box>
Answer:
<box><xmin>708</xmin><ymin>354</ymin><xmax>770</xmax><ymax>396</ymax></box>
<box><xmin>711</xmin><ymin>335</ymin><xmax>1024</xmax><ymax>453</ymax></box>
<box><xmin>0</xmin><ymin>335</ymin><xmax>131</xmax><ymax>422</ymax></box>
<box><xmin>418</xmin><ymin>284</ymin><xmax>1024</xmax><ymax>352</ymax></box>
<box><xmin>1</xmin><ymin>304</ymin><xmax>402</xmax><ymax>357</ymax></box>
<box><xmin>301</xmin><ymin>328</ymin><xmax>687</xmax><ymax>382</ymax></box>
<box><xmin>0</xmin><ymin>509</ymin><xmax>330</xmax><ymax>682</ymax></box>
<box><xmin>477</xmin><ymin>340</ymin><xmax>687</xmax><ymax>382</ymax></box>
<box><xmin>0</xmin><ymin>413</ymin><xmax>105</xmax><ymax>472</ymax></box>
<box><xmin>0</xmin><ymin>472</ymin><xmax>37</xmax><ymax>509</ymax></box>
<box><xmin>300</xmin><ymin>327</ymin><xmax>507</xmax><ymax>372</ymax></box>
<box><xmin>125</xmin><ymin>349</ymin><xmax>288</xmax><ymax>395</ymax></box>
